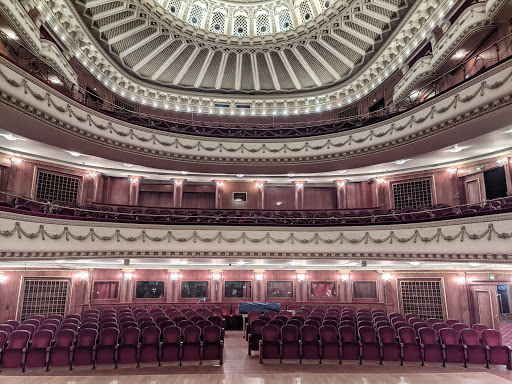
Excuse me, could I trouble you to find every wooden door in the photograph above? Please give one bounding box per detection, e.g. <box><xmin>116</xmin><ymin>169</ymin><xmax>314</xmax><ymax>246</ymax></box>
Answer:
<box><xmin>468</xmin><ymin>285</ymin><xmax>499</xmax><ymax>329</ymax></box>
<box><xmin>465</xmin><ymin>179</ymin><xmax>482</xmax><ymax>204</ymax></box>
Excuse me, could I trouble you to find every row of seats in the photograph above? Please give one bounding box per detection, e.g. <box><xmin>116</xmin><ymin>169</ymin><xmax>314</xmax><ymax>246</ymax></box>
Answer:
<box><xmin>2</xmin><ymin>196</ymin><xmax>512</xmax><ymax>227</ymax></box>
<box><xmin>245</xmin><ymin>308</ymin><xmax>511</xmax><ymax>368</ymax></box>
<box><xmin>0</xmin><ymin>309</ymin><xmax>223</xmax><ymax>371</ymax></box>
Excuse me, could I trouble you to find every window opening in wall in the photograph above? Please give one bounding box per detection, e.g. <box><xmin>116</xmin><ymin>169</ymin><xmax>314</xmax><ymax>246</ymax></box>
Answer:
<box><xmin>400</xmin><ymin>279</ymin><xmax>445</xmax><ymax>320</ymax></box>
<box><xmin>85</xmin><ymin>86</ymin><xmax>103</xmax><ymax>109</ymax></box>
<box><xmin>135</xmin><ymin>281</ymin><xmax>165</xmax><ymax>299</ymax></box>
<box><xmin>224</xmin><ymin>281</ymin><xmax>252</xmax><ymax>298</ymax></box>
<box><xmin>35</xmin><ymin>171</ymin><xmax>80</xmax><ymax>203</ymax></box>
<box><xmin>484</xmin><ymin>167</ymin><xmax>508</xmax><ymax>200</ymax></box>
<box><xmin>392</xmin><ymin>179</ymin><xmax>432</xmax><ymax>210</ymax></box>
<box><xmin>233</xmin><ymin>192</ymin><xmax>247</xmax><ymax>202</ymax></box>
<box><xmin>20</xmin><ymin>279</ymin><xmax>69</xmax><ymax>321</ymax></box>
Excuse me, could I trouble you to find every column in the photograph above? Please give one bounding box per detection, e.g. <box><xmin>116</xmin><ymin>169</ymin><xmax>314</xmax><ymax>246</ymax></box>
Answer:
<box><xmin>254</xmin><ymin>271</ymin><xmax>265</xmax><ymax>302</ymax></box>
<box><xmin>256</xmin><ymin>181</ymin><xmax>265</xmax><ymax>209</ymax></box>
<box><xmin>128</xmin><ymin>176</ymin><xmax>141</xmax><ymax>206</ymax></box>
<box><xmin>375</xmin><ymin>177</ymin><xmax>387</xmax><ymax>209</ymax></box>
<box><xmin>501</xmin><ymin>158</ymin><xmax>512</xmax><ymax>195</ymax></box>
<box><xmin>296</xmin><ymin>271</ymin><xmax>307</xmax><ymax>302</ymax></box>
<box><xmin>294</xmin><ymin>181</ymin><xmax>305</xmax><ymax>210</ymax></box>
<box><xmin>335</xmin><ymin>180</ymin><xmax>348</xmax><ymax>209</ymax></box>
<box><xmin>168</xmin><ymin>270</ymin><xmax>180</xmax><ymax>302</ymax></box>
<box><xmin>86</xmin><ymin>172</ymin><xmax>103</xmax><ymax>204</ymax></box>
<box><xmin>211</xmin><ymin>271</ymin><xmax>222</xmax><ymax>302</ymax></box>
<box><xmin>173</xmin><ymin>179</ymin><xmax>185</xmax><ymax>208</ymax></box>
<box><xmin>214</xmin><ymin>180</ymin><xmax>225</xmax><ymax>209</ymax></box>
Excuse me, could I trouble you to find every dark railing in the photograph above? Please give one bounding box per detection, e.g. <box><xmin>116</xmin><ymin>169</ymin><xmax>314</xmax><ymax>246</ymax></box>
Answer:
<box><xmin>1</xmin><ymin>193</ymin><xmax>512</xmax><ymax>227</ymax></box>
<box><xmin>0</xmin><ymin>31</ymin><xmax>511</xmax><ymax>139</ymax></box>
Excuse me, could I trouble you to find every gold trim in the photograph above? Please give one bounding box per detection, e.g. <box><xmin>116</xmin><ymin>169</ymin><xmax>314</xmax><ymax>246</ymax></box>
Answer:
<box><xmin>474</xmin><ymin>288</ymin><xmax>496</xmax><ymax>329</ymax></box>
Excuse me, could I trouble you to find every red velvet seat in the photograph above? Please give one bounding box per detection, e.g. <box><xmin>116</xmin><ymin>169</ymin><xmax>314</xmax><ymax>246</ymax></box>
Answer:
<box><xmin>117</xmin><ymin>327</ymin><xmax>139</xmax><ymax>366</ymax></box>
<box><xmin>461</xmin><ymin>329</ymin><xmax>487</xmax><ymax>367</ymax></box>
<box><xmin>378</xmin><ymin>326</ymin><xmax>401</xmax><ymax>364</ymax></box>
<box><xmin>49</xmin><ymin>329</ymin><xmax>75</xmax><ymax>368</ymax></box>
<box><xmin>2</xmin><ymin>330</ymin><xmax>31</xmax><ymax>369</ymax></box>
<box><xmin>445</xmin><ymin>319</ymin><xmax>459</xmax><ymax>327</ymax></box>
<box><xmin>5</xmin><ymin>320</ymin><xmax>19</xmax><ymax>330</ymax></box>
<box><xmin>25</xmin><ymin>329</ymin><xmax>53</xmax><ymax>370</ymax></box>
<box><xmin>339</xmin><ymin>325</ymin><xmax>360</xmax><ymax>361</ymax></box>
<box><xmin>472</xmin><ymin>324</ymin><xmax>489</xmax><ymax>339</ymax></box>
<box><xmin>452</xmin><ymin>323</ymin><xmax>470</xmax><ymax>339</ymax></box>
<box><xmin>426</xmin><ymin>318</ymin><xmax>443</xmax><ymax>327</ymax></box>
<box><xmin>482</xmin><ymin>329</ymin><xmax>512</xmax><ymax>369</ymax></box>
<box><xmin>139</xmin><ymin>326</ymin><xmax>161</xmax><ymax>365</ymax></box>
<box><xmin>281</xmin><ymin>324</ymin><xmax>300</xmax><ymax>362</ymax></box>
<box><xmin>393</xmin><ymin>321</ymin><xmax>410</xmax><ymax>332</ymax></box>
<box><xmin>432</xmin><ymin>322</ymin><xmax>450</xmax><ymax>335</ymax></box>
<box><xmin>359</xmin><ymin>326</ymin><xmax>380</xmax><ymax>363</ymax></box>
<box><xmin>0</xmin><ymin>330</ymin><xmax>8</xmax><ymax>349</ymax></box>
<box><xmin>419</xmin><ymin>327</ymin><xmax>443</xmax><ymax>365</ymax></box>
<box><xmin>94</xmin><ymin>327</ymin><xmax>119</xmax><ymax>368</ymax></box>
<box><xmin>160</xmin><ymin>326</ymin><xmax>181</xmax><ymax>364</ymax></box>
<box><xmin>72</xmin><ymin>328</ymin><xmax>97</xmax><ymax>368</ymax></box>
<box><xmin>319</xmin><ymin>325</ymin><xmax>340</xmax><ymax>363</ymax></box>
<box><xmin>259</xmin><ymin>325</ymin><xmax>280</xmax><ymax>363</ymax></box>
<box><xmin>17</xmin><ymin>323</ymin><xmax>36</xmax><ymax>336</ymax></box>
<box><xmin>301</xmin><ymin>325</ymin><xmax>320</xmax><ymax>362</ymax></box>
<box><xmin>0</xmin><ymin>324</ymin><xmax>13</xmax><ymax>336</ymax></box>
<box><xmin>182</xmin><ymin>325</ymin><xmax>201</xmax><ymax>363</ymax></box>
<box><xmin>398</xmin><ymin>327</ymin><xmax>421</xmax><ymax>363</ymax></box>
<box><xmin>440</xmin><ymin>328</ymin><xmax>464</xmax><ymax>366</ymax></box>
<box><xmin>202</xmin><ymin>325</ymin><xmax>223</xmax><ymax>364</ymax></box>
<box><xmin>248</xmin><ymin>319</ymin><xmax>265</xmax><ymax>356</ymax></box>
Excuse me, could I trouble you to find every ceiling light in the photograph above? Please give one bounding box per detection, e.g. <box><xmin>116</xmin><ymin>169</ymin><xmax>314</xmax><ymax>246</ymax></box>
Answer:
<box><xmin>10</xmin><ymin>157</ymin><xmax>22</xmax><ymax>165</ymax></box>
<box><xmin>236</xmin><ymin>174</ymin><xmax>244</xmax><ymax>178</ymax></box>
<box><xmin>447</xmin><ymin>168</ymin><xmax>458</xmax><ymax>175</ymax></box>
<box><xmin>410</xmin><ymin>90</ymin><xmax>420</xmax><ymax>99</ymax></box>
<box><xmin>48</xmin><ymin>76</ymin><xmax>61</xmax><ymax>84</ymax></box>
<box><xmin>348</xmin><ymin>262</ymin><xmax>359</xmax><ymax>266</ymax></box>
<box><xmin>276</xmin><ymin>201</ymin><xmax>282</xmax><ymax>206</ymax></box>
<box><xmin>287</xmin><ymin>173</ymin><xmax>295</xmax><ymax>178</ymax></box>
<box><xmin>179</xmin><ymin>261</ymin><xmax>189</xmax><ymax>265</ymax></box>
<box><xmin>469</xmin><ymin>263</ymin><xmax>480</xmax><ymax>267</ymax></box>
<box><xmin>0</xmin><ymin>133</ymin><xmax>24</xmax><ymax>141</ymax></box>
<box><xmin>454</xmin><ymin>51</ymin><xmax>465</xmax><ymax>59</ymax></box>
<box><xmin>446</xmin><ymin>144</ymin><xmax>469</xmax><ymax>153</ymax></box>
<box><xmin>337</xmin><ymin>170</ymin><xmax>347</xmax><ymax>174</ymax></box>
<box><xmin>5</xmin><ymin>31</ymin><xmax>17</xmax><ymax>39</ymax></box>
<box><xmin>55</xmin><ymin>260</ymin><xmax>65</xmax><ymax>263</ymax></box>
<box><xmin>497</xmin><ymin>157</ymin><xmax>509</xmax><ymax>166</ymax></box>
<box><xmin>289</xmin><ymin>261</ymin><xmax>299</xmax><ymax>266</ymax></box>
<box><xmin>395</xmin><ymin>159</ymin><xmax>412</xmax><ymax>165</ymax></box>
<box><xmin>382</xmin><ymin>273</ymin><xmax>393</xmax><ymax>281</ymax></box>
<box><xmin>297</xmin><ymin>273</ymin><xmax>306</xmax><ymax>281</ymax></box>
<box><xmin>340</xmin><ymin>274</ymin><xmax>349</xmax><ymax>281</ymax></box>
<box><xmin>255</xmin><ymin>273</ymin><xmax>264</xmax><ymax>281</ymax></box>
<box><xmin>376</xmin><ymin>177</ymin><xmax>385</xmax><ymax>184</ymax></box>
<box><xmin>65</xmin><ymin>151</ymin><xmax>82</xmax><ymax>157</ymax></box>
<box><xmin>410</xmin><ymin>262</ymin><xmax>421</xmax><ymax>266</ymax></box>
<box><xmin>123</xmin><ymin>163</ymin><xmax>134</xmax><ymax>167</ymax></box>
<box><xmin>180</xmin><ymin>171</ymin><xmax>188</xmax><ymax>175</ymax></box>
<box><xmin>236</xmin><ymin>261</ymin><xmax>247</xmax><ymax>265</ymax></box>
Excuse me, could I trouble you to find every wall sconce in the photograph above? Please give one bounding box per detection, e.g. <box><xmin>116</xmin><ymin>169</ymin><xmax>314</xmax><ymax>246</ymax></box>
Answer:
<box><xmin>75</xmin><ymin>272</ymin><xmax>89</xmax><ymax>280</ymax></box>
<box><xmin>129</xmin><ymin>177</ymin><xmax>140</xmax><ymax>183</ymax></box>
<box><xmin>455</xmin><ymin>276</ymin><xmax>466</xmax><ymax>285</ymax></box>
<box><xmin>87</xmin><ymin>172</ymin><xmax>97</xmax><ymax>178</ymax></box>
<box><xmin>211</xmin><ymin>273</ymin><xmax>222</xmax><ymax>281</ymax></box>
<box><xmin>295</xmin><ymin>182</ymin><xmax>304</xmax><ymax>189</ymax></box>
<box><xmin>170</xmin><ymin>273</ymin><xmax>180</xmax><ymax>281</ymax></box>
<box><xmin>382</xmin><ymin>273</ymin><xmax>393</xmax><ymax>281</ymax></box>
<box><xmin>297</xmin><ymin>273</ymin><xmax>306</xmax><ymax>282</ymax></box>
<box><xmin>0</xmin><ymin>273</ymin><xmax>7</xmax><ymax>284</ymax></box>
<box><xmin>10</xmin><ymin>157</ymin><xmax>22</xmax><ymax>165</ymax></box>
<box><xmin>376</xmin><ymin>177</ymin><xmax>385</xmax><ymax>184</ymax></box>
<box><xmin>255</xmin><ymin>273</ymin><xmax>264</xmax><ymax>281</ymax></box>
<box><xmin>173</xmin><ymin>179</ymin><xmax>183</xmax><ymax>185</ymax></box>
<box><xmin>497</xmin><ymin>158</ymin><xmax>509</xmax><ymax>166</ymax></box>
<box><xmin>255</xmin><ymin>182</ymin><xmax>265</xmax><ymax>189</ymax></box>
<box><xmin>124</xmin><ymin>272</ymin><xmax>134</xmax><ymax>280</ymax></box>
<box><xmin>447</xmin><ymin>168</ymin><xmax>458</xmax><ymax>175</ymax></box>
<box><xmin>336</xmin><ymin>181</ymin><xmax>346</xmax><ymax>187</ymax></box>
<box><xmin>340</xmin><ymin>274</ymin><xmax>350</xmax><ymax>282</ymax></box>
<box><xmin>215</xmin><ymin>180</ymin><xmax>224</xmax><ymax>187</ymax></box>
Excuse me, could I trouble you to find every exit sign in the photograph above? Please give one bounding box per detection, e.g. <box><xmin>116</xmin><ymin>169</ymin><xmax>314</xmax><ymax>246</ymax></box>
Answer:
<box><xmin>488</xmin><ymin>275</ymin><xmax>495</xmax><ymax>280</ymax></box>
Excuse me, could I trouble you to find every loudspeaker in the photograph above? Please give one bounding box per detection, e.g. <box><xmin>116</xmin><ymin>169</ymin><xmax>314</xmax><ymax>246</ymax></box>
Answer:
<box><xmin>361</xmin><ymin>260</ymin><xmax>367</xmax><ymax>267</ymax></box>
<box><xmin>124</xmin><ymin>258</ymin><xmax>130</xmax><ymax>266</ymax></box>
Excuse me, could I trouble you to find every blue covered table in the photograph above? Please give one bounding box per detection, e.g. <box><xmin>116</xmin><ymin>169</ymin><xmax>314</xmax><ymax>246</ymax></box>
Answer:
<box><xmin>238</xmin><ymin>302</ymin><xmax>281</xmax><ymax>333</ymax></box>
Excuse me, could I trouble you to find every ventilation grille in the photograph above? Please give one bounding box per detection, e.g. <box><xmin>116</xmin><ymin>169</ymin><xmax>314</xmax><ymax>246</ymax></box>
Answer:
<box><xmin>114</xmin><ymin>98</ymin><xmax>136</xmax><ymax>113</ymax></box>
<box><xmin>392</xmin><ymin>179</ymin><xmax>432</xmax><ymax>210</ymax></box>
<box><xmin>337</xmin><ymin>105</ymin><xmax>359</xmax><ymax>119</ymax></box>
<box><xmin>36</xmin><ymin>171</ymin><xmax>80</xmax><ymax>203</ymax></box>
<box><xmin>20</xmin><ymin>279</ymin><xmax>69</xmax><ymax>321</ymax></box>
<box><xmin>400</xmin><ymin>280</ymin><xmax>444</xmax><ymax>321</ymax></box>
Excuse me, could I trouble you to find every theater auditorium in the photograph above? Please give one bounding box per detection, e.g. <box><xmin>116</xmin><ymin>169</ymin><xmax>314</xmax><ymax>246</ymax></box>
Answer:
<box><xmin>0</xmin><ymin>0</ymin><xmax>511</xmax><ymax>382</ymax></box>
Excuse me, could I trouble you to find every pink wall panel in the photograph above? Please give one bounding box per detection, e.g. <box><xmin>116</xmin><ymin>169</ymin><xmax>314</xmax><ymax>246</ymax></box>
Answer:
<box><xmin>303</xmin><ymin>188</ymin><xmax>337</xmax><ymax>210</ymax></box>
<box><xmin>265</xmin><ymin>186</ymin><xmax>295</xmax><ymax>210</ymax></box>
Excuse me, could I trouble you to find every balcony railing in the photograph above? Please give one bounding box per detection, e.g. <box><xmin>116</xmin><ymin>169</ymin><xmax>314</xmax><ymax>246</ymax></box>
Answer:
<box><xmin>0</xmin><ymin>31</ymin><xmax>510</xmax><ymax>140</ymax></box>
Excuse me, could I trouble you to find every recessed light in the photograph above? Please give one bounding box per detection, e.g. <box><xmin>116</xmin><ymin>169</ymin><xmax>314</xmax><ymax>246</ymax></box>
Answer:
<box><xmin>287</xmin><ymin>173</ymin><xmax>295</xmax><ymax>178</ymax></box>
<box><xmin>123</xmin><ymin>163</ymin><xmax>134</xmax><ymax>168</ymax></box>
<box><xmin>179</xmin><ymin>261</ymin><xmax>188</xmax><ymax>265</ymax></box>
<box><xmin>276</xmin><ymin>201</ymin><xmax>282</xmax><ymax>206</ymax></box>
<box><xmin>236</xmin><ymin>261</ymin><xmax>247</xmax><ymax>265</ymax></box>
<box><xmin>55</xmin><ymin>260</ymin><xmax>65</xmax><ymax>263</ymax></box>
<box><xmin>454</xmin><ymin>51</ymin><xmax>465</xmax><ymax>59</ymax></box>
<box><xmin>348</xmin><ymin>262</ymin><xmax>359</xmax><ymax>266</ymax></box>
<box><xmin>0</xmin><ymin>134</ymin><xmax>24</xmax><ymax>141</ymax></box>
<box><xmin>337</xmin><ymin>170</ymin><xmax>347</xmax><ymax>174</ymax></box>
<box><xmin>410</xmin><ymin>262</ymin><xmax>421</xmax><ymax>266</ymax></box>
<box><xmin>180</xmin><ymin>171</ymin><xmax>189</xmax><ymax>175</ymax></box>
<box><xmin>395</xmin><ymin>159</ymin><xmax>412</xmax><ymax>165</ymax></box>
<box><xmin>469</xmin><ymin>263</ymin><xmax>480</xmax><ymax>267</ymax></box>
<box><xmin>236</xmin><ymin>174</ymin><xmax>244</xmax><ymax>178</ymax></box>
<box><xmin>65</xmin><ymin>151</ymin><xmax>82</xmax><ymax>157</ymax></box>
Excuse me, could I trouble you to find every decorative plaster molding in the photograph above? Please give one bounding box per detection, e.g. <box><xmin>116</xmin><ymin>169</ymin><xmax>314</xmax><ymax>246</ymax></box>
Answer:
<box><xmin>1</xmin><ymin>56</ymin><xmax>511</xmax><ymax>166</ymax></box>
<box><xmin>393</xmin><ymin>55</ymin><xmax>435</xmax><ymax>102</ymax></box>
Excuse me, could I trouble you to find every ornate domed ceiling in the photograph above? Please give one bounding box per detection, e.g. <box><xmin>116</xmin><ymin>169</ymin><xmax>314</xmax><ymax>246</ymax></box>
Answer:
<box><xmin>72</xmin><ymin>0</ymin><xmax>415</xmax><ymax>94</ymax></box>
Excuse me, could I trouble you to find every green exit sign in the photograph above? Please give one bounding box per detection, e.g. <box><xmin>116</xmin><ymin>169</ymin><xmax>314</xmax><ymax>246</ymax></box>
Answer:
<box><xmin>488</xmin><ymin>275</ymin><xmax>495</xmax><ymax>280</ymax></box>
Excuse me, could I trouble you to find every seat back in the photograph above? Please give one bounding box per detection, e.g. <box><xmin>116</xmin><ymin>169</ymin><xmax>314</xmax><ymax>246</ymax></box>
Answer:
<box><xmin>427</xmin><ymin>318</ymin><xmax>443</xmax><ymax>327</ymax></box>
<box><xmin>99</xmin><ymin>328</ymin><xmax>119</xmax><ymax>346</ymax></box>
<box><xmin>54</xmin><ymin>329</ymin><xmax>75</xmax><ymax>347</ymax></box>
<box><xmin>338</xmin><ymin>325</ymin><xmax>356</xmax><ymax>343</ymax></box>
<box><xmin>281</xmin><ymin>324</ymin><xmax>299</xmax><ymax>341</ymax></box>
<box><xmin>163</xmin><ymin>325</ymin><xmax>181</xmax><ymax>343</ymax></box>
<box><xmin>262</xmin><ymin>324</ymin><xmax>280</xmax><ymax>341</ymax></box>
<box><xmin>419</xmin><ymin>327</ymin><xmax>438</xmax><ymax>344</ymax></box>
<box><xmin>461</xmin><ymin>329</ymin><xmax>480</xmax><ymax>346</ymax></box>
<box><xmin>183</xmin><ymin>325</ymin><xmax>201</xmax><ymax>342</ymax></box>
<box><xmin>482</xmin><ymin>329</ymin><xmax>503</xmax><ymax>347</ymax></box>
<box><xmin>31</xmin><ymin>329</ymin><xmax>53</xmax><ymax>348</ymax></box>
<box><xmin>142</xmin><ymin>326</ymin><xmax>161</xmax><ymax>344</ymax></box>
<box><xmin>77</xmin><ymin>328</ymin><xmax>97</xmax><ymax>346</ymax></box>
<box><xmin>120</xmin><ymin>327</ymin><xmax>140</xmax><ymax>345</ymax></box>
<box><xmin>452</xmin><ymin>323</ymin><xmax>470</xmax><ymax>334</ymax></box>
<box><xmin>378</xmin><ymin>326</ymin><xmax>396</xmax><ymax>343</ymax></box>
<box><xmin>398</xmin><ymin>327</ymin><xmax>418</xmax><ymax>344</ymax></box>
<box><xmin>359</xmin><ymin>326</ymin><xmax>377</xmax><ymax>343</ymax></box>
<box><xmin>439</xmin><ymin>328</ymin><xmax>459</xmax><ymax>345</ymax></box>
<box><xmin>300</xmin><ymin>324</ymin><xmax>318</xmax><ymax>342</ymax></box>
<box><xmin>319</xmin><ymin>325</ymin><xmax>337</xmax><ymax>342</ymax></box>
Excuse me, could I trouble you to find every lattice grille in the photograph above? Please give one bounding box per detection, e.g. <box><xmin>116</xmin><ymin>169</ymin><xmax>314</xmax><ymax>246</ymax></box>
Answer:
<box><xmin>36</xmin><ymin>171</ymin><xmax>80</xmax><ymax>203</ymax></box>
<box><xmin>210</xmin><ymin>12</ymin><xmax>225</xmax><ymax>33</ymax></box>
<box><xmin>20</xmin><ymin>279</ymin><xmax>69</xmax><ymax>321</ymax></box>
<box><xmin>392</xmin><ymin>179</ymin><xmax>432</xmax><ymax>210</ymax></box>
<box><xmin>337</xmin><ymin>105</ymin><xmax>359</xmax><ymax>118</ymax></box>
<box><xmin>167</xmin><ymin>0</ymin><xmax>181</xmax><ymax>15</ymax></box>
<box><xmin>233</xmin><ymin>15</ymin><xmax>248</xmax><ymax>36</ymax></box>
<box><xmin>188</xmin><ymin>5</ymin><xmax>203</xmax><ymax>28</ymax></box>
<box><xmin>299</xmin><ymin>2</ymin><xmax>313</xmax><ymax>23</ymax></box>
<box><xmin>400</xmin><ymin>280</ymin><xmax>445</xmax><ymax>321</ymax></box>
<box><xmin>321</xmin><ymin>0</ymin><xmax>330</xmax><ymax>10</ymax></box>
<box><xmin>256</xmin><ymin>14</ymin><xmax>271</xmax><ymax>35</ymax></box>
<box><xmin>278</xmin><ymin>9</ymin><xmax>293</xmax><ymax>31</ymax></box>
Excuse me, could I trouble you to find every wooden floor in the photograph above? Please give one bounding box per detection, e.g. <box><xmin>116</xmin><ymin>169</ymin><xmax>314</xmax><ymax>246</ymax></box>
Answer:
<box><xmin>1</xmin><ymin>331</ymin><xmax>512</xmax><ymax>383</ymax></box>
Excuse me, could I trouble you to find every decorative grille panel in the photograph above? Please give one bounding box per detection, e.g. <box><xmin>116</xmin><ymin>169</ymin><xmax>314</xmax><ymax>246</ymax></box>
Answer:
<box><xmin>256</xmin><ymin>14</ymin><xmax>271</xmax><ymax>35</ymax></box>
<box><xmin>36</xmin><ymin>171</ymin><xmax>80</xmax><ymax>203</ymax></box>
<box><xmin>233</xmin><ymin>15</ymin><xmax>248</xmax><ymax>36</ymax></box>
<box><xmin>114</xmin><ymin>98</ymin><xmax>136</xmax><ymax>114</ymax></box>
<box><xmin>188</xmin><ymin>5</ymin><xmax>203</xmax><ymax>27</ymax></box>
<box><xmin>392</xmin><ymin>179</ymin><xmax>432</xmax><ymax>210</ymax></box>
<box><xmin>210</xmin><ymin>12</ymin><xmax>225</xmax><ymax>33</ymax></box>
<box><xmin>278</xmin><ymin>9</ymin><xmax>293</xmax><ymax>31</ymax></box>
<box><xmin>167</xmin><ymin>0</ymin><xmax>181</xmax><ymax>15</ymax></box>
<box><xmin>337</xmin><ymin>105</ymin><xmax>359</xmax><ymax>119</ymax></box>
<box><xmin>400</xmin><ymin>280</ymin><xmax>444</xmax><ymax>321</ymax></box>
<box><xmin>299</xmin><ymin>2</ymin><xmax>313</xmax><ymax>22</ymax></box>
<box><xmin>20</xmin><ymin>279</ymin><xmax>69</xmax><ymax>321</ymax></box>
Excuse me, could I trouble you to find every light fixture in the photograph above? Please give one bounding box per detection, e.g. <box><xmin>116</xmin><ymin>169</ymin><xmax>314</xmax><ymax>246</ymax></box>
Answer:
<box><xmin>297</xmin><ymin>273</ymin><xmax>306</xmax><ymax>282</ymax></box>
<box><xmin>255</xmin><ymin>182</ymin><xmax>265</xmax><ymax>189</ymax></box>
<box><xmin>129</xmin><ymin>177</ymin><xmax>140</xmax><ymax>183</ymax></box>
<box><xmin>211</xmin><ymin>273</ymin><xmax>222</xmax><ymax>281</ymax></box>
<box><xmin>0</xmin><ymin>273</ymin><xmax>7</xmax><ymax>283</ymax></box>
<box><xmin>170</xmin><ymin>273</ymin><xmax>180</xmax><ymax>281</ymax></box>
<box><xmin>455</xmin><ymin>276</ymin><xmax>466</xmax><ymax>285</ymax></box>
<box><xmin>287</xmin><ymin>173</ymin><xmax>295</xmax><ymax>178</ymax></box>
<box><xmin>454</xmin><ymin>51</ymin><xmax>465</xmax><ymax>59</ymax></box>
<box><xmin>497</xmin><ymin>157</ymin><xmax>508</xmax><ymax>166</ymax></box>
<box><xmin>446</xmin><ymin>144</ymin><xmax>469</xmax><ymax>153</ymax></box>
<box><xmin>447</xmin><ymin>168</ymin><xmax>458</xmax><ymax>175</ymax></box>
<box><xmin>469</xmin><ymin>263</ymin><xmax>480</xmax><ymax>267</ymax></box>
<box><xmin>173</xmin><ymin>179</ymin><xmax>183</xmax><ymax>185</ymax></box>
<box><xmin>395</xmin><ymin>159</ymin><xmax>412</xmax><ymax>165</ymax></box>
<box><xmin>410</xmin><ymin>262</ymin><xmax>421</xmax><ymax>266</ymax></box>
<box><xmin>348</xmin><ymin>262</ymin><xmax>359</xmax><ymax>267</ymax></box>
<box><xmin>180</xmin><ymin>171</ymin><xmax>189</xmax><ymax>175</ymax></box>
<box><xmin>376</xmin><ymin>177</ymin><xmax>385</xmax><ymax>184</ymax></box>
<box><xmin>276</xmin><ymin>201</ymin><xmax>282</xmax><ymax>206</ymax></box>
<box><xmin>5</xmin><ymin>31</ymin><xmax>17</xmax><ymax>39</ymax></box>
<box><xmin>382</xmin><ymin>273</ymin><xmax>393</xmax><ymax>281</ymax></box>
<box><xmin>123</xmin><ymin>163</ymin><xmax>134</xmax><ymax>168</ymax></box>
<box><xmin>124</xmin><ymin>272</ymin><xmax>134</xmax><ymax>280</ymax></box>
<box><xmin>337</xmin><ymin>170</ymin><xmax>347</xmax><ymax>174</ymax></box>
<box><xmin>87</xmin><ymin>172</ymin><xmax>97</xmax><ymax>178</ymax></box>
<box><xmin>75</xmin><ymin>272</ymin><xmax>89</xmax><ymax>280</ymax></box>
<box><xmin>55</xmin><ymin>260</ymin><xmax>65</xmax><ymax>263</ymax></box>
<box><xmin>295</xmin><ymin>182</ymin><xmax>304</xmax><ymax>189</ymax></box>
<box><xmin>48</xmin><ymin>76</ymin><xmax>61</xmax><ymax>84</ymax></box>
<box><xmin>179</xmin><ymin>260</ymin><xmax>189</xmax><ymax>265</ymax></box>
<box><xmin>289</xmin><ymin>261</ymin><xmax>299</xmax><ymax>266</ymax></box>
<box><xmin>10</xmin><ymin>157</ymin><xmax>22</xmax><ymax>165</ymax></box>
<box><xmin>255</xmin><ymin>273</ymin><xmax>264</xmax><ymax>281</ymax></box>
<box><xmin>215</xmin><ymin>180</ymin><xmax>224</xmax><ymax>187</ymax></box>
<box><xmin>340</xmin><ymin>273</ymin><xmax>350</xmax><ymax>281</ymax></box>
<box><xmin>410</xmin><ymin>90</ymin><xmax>420</xmax><ymax>99</ymax></box>
<box><xmin>65</xmin><ymin>151</ymin><xmax>82</xmax><ymax>157</ymax></box>
<box><xmin>236</xmin><ymin>174</ymin><xmax>245</xmax><ymax>178</ymax></box>
<box><xmin>236</xmin><ymin>261</ymin><xmax>247</xmax><ymax>265</ymax></box>
<box><xmin>336</xmin><ymin>181</ymin><xmax>346</xmax><ymax>187</ymax></box>
<box><xmin>0</xmin><ymin>133</ymin><xmax>24</xmax><ymax>141</ymax></box>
